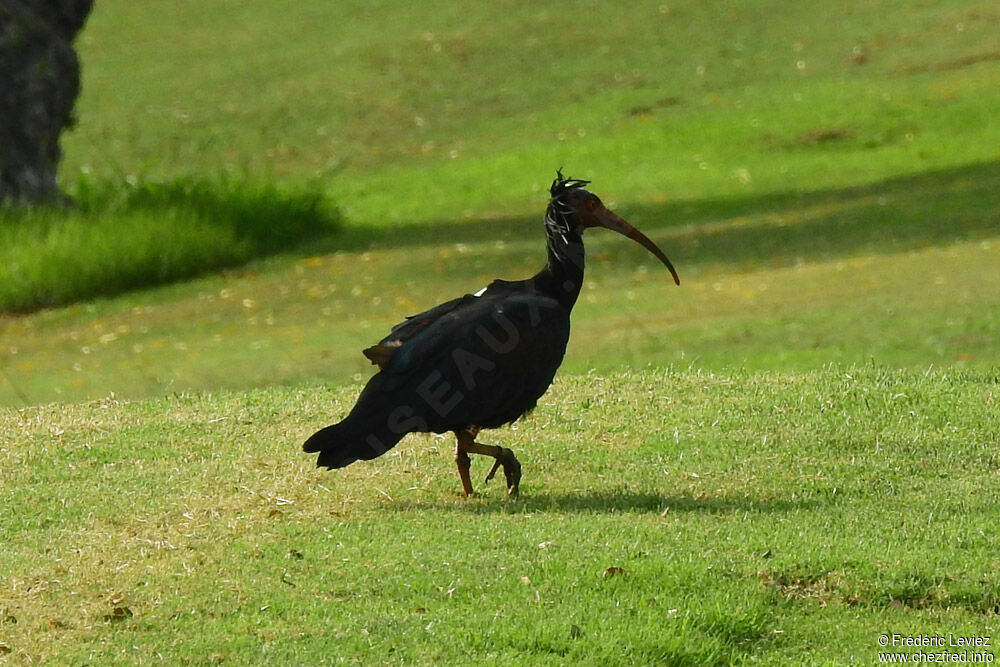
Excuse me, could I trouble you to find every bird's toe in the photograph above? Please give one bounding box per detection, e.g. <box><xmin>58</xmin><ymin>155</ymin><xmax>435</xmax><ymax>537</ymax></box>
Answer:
<box><xmin>499</xmin><ymin>448</ymin><xmax>522</xmax><ymax>497</ymax></box>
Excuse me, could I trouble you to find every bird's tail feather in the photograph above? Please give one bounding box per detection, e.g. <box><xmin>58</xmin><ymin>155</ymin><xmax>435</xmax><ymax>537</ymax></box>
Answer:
<box><xmin>302</xmin><ymin>417</ymin><xmax>406</xmax><ymax>469</ymax></box>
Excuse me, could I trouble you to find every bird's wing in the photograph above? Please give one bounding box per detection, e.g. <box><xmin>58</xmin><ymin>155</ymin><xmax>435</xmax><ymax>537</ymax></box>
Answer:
<box><xmin>362</xmin><ymin>279</ymin><xmax>532</xmax><ymax>369</ymax></box>
<box><xmin>366</xmin><ymin>285</ymin><xmax>561</xmax><ymax>376</ymax></box>
<box><xmin>382</xmin><ymin>295</ymin><xmax>473</xmax><ymax>343</ymax></box>
<box><xmin>363</xmin><ymin>291</ymin><xmax>484</xmax><ymax>370</ymax></box>
<box><xmin>379</xmin><ymin>289</ymin><xmax>570</xmax><ymax>428</ymax></box>
<box><xmin>377</xmin><ymin>294</ymin><xmax>502</xmax><ymax>376</ymax></box>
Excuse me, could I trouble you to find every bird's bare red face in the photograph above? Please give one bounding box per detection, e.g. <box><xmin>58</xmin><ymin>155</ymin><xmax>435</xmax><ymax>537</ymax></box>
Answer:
<box><xmin>569</xmin><ymin>195</ymin><xmax>681</xmax><ymax>286</ymax></box>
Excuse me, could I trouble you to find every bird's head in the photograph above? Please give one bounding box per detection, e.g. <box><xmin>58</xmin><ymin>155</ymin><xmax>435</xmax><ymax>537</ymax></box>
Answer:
<box><xmin>548</xmin><ymin>170</ymin><xmax>680</xmax><ymax>285</ymax></box>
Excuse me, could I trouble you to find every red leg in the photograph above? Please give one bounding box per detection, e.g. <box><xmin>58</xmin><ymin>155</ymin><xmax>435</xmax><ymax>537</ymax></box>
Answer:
<box><xmin>454</xmin><ymin>429</ymin><xmax>475</xmax><ymax>497</ymax></box>
<box><xmin>454</xmin><ymin>427</ymin><xmax>521</xmax><ymax>497</ymax></box>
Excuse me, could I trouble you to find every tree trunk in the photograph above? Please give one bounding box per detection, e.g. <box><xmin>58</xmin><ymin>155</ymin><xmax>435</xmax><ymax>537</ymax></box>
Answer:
<box><xmin>0</xmin><ymin>0</ymin><xmax>93</xmax><ymax>206</ymax></box>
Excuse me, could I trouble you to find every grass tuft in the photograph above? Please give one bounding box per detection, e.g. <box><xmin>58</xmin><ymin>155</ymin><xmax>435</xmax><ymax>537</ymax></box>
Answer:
<box><xmin>0</xmin><ymin>177</ymin><xmax>340</xmax><ymax>312</ymax></box>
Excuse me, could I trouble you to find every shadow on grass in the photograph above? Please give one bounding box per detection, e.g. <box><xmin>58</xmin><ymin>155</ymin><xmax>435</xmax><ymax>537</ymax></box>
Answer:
<box><xmin>314</xmin><ymin>159</ymin><xmax>1000</xmax><ymax>271</ymax></box>
<box><xmin>389</xmin><ymin>489</ymin><xmax>824</xmax><ymax>515</ymax></box>
<box><xmin>5</xmin><ymin>160</ymin><xmax>996</xmax><ymax>311</ymax></box>
<box><xmin>519</xmin><ymin>489</ymin><xmax>823</xmax><ymax>514</ymax></box>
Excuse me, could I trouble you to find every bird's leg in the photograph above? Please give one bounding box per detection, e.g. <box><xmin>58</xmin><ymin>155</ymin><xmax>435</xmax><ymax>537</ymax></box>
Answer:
<box><xmin>454</xmin><ymin>427</ymin><xmax>521</xmax><ymax>497</ymax></box>
<box><xmin>454</xmin><ymin>430</ymin><xmax>475</xmax><ymax>497</ymax></box>
<box><xmin>464</xmin><ymin>441</ymin><xmax>521</xmax><ymax>497</ymax></box>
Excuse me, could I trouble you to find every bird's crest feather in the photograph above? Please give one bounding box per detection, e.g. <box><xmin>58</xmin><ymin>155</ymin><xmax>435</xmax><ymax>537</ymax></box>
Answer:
<box><xmin>549</xmin><ymin>169</ymin><xmax>590</xmax><ymax>199</ymax></box>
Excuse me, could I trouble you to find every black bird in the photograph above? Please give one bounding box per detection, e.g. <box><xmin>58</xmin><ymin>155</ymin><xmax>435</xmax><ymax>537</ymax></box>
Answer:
<box><xmin>303</xmin><ymin>172</ymin><xmax>679</xmax><ymax>496</ymax></box>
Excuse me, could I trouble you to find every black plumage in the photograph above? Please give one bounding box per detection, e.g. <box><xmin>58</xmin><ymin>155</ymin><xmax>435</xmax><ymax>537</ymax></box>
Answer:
<box><xmin>303</xmin><ymin>172</ymin><xmax>679</xmax><ymax>496</ymax></box>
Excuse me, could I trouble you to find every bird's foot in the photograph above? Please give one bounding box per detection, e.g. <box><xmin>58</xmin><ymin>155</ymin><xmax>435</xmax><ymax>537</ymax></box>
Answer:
<box><xmin>484</xmin><ymin>447</ymin><xmax>521</xmax><ymax>497</ymax></box>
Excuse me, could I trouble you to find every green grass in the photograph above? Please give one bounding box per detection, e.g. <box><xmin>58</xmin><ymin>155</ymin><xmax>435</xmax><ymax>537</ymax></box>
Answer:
<box><xmin>0</xmin><ymin>177</ymin><xmax>339</xmax><ymax>311</ymax></box>
<box><xmin>1</xmin><ymin>162</ymin><xmax>997</xmax><ymax>406</ymax></box>
<box><xmin>62</xmin><ymin>0</ymin><xmax>1000</xmax><ymax>224</ymax></box>
<box><xmin>1</xmin><ymin>0</ymin><xmax>999</xmax><ymax>663</ymax></box>
<box><xmin>1</xmin><ymin>368</ymin><xmax>997</xmax><ymax>663</ymax></box>
<box><xmin>5</xmin><ymin>0</ymin><xmax>999</xmax><ymax>315</ymax></box>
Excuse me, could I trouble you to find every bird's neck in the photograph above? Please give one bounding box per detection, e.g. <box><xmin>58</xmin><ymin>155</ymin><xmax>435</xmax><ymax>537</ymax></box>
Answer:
<box><xmin>533</xmin><ymin>232</ymin><xmax>585</xmax><ymax>309</ymax></box>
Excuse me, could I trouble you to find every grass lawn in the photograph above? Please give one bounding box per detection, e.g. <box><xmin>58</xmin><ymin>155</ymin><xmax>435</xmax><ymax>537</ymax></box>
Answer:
<box><xmin>2</xmin><ymin>368</ymin><xmax>998</xmax><ymax>663</ymax></box>
<box><xmin>1</xmin><ymin>0</ymin><xmax>999</xmax><ymax>662</ymax></box>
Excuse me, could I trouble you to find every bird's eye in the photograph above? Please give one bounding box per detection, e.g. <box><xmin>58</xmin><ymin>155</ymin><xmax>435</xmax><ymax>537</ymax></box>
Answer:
<box><xmin>585</xmin><ymin>197</ymin><xmax>601</xmax><ymax>210</ymax></box>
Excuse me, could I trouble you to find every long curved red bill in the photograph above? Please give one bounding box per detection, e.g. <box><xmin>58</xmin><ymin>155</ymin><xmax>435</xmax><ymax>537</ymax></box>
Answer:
<box><xmin>594</xmin><ymin>206</ymin><xmax>680</xmax><ymax>285</ymax></box>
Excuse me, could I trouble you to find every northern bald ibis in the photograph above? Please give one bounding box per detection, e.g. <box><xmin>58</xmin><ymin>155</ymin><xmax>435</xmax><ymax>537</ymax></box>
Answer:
<box><xmin>304</xmin><ymin>172</ymin><xmax>679</xmax><ymax>496</ymax></box>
